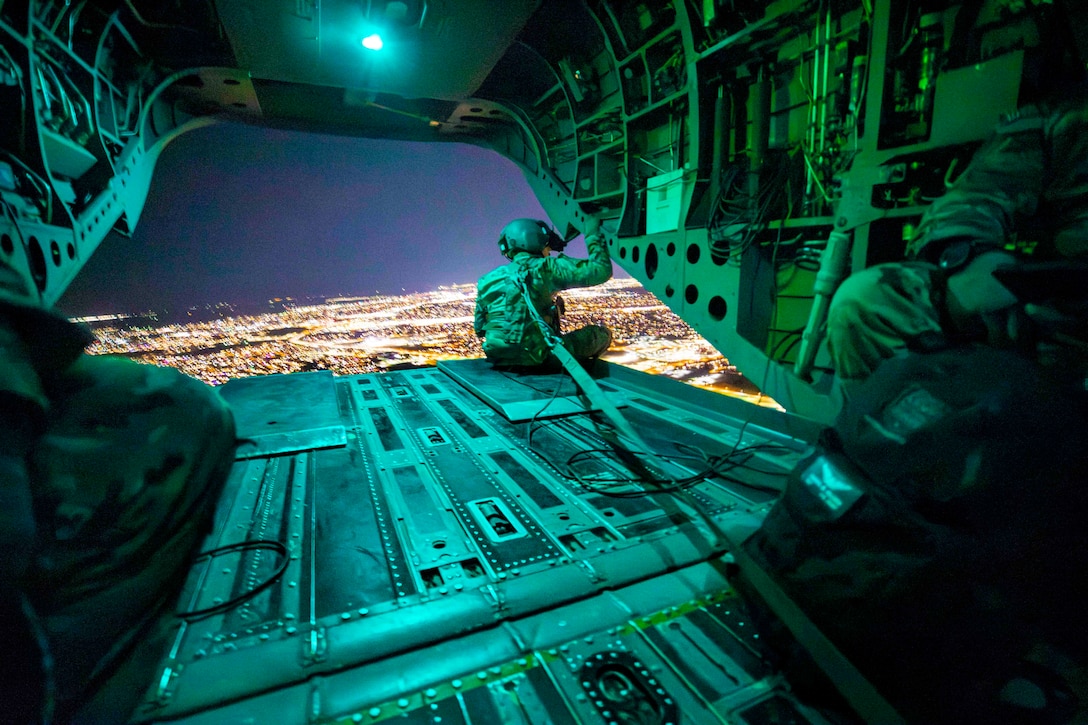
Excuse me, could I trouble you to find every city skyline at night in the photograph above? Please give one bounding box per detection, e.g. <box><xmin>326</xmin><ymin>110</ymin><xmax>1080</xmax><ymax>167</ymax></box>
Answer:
<box><xmin>77</xmin><ymin>278</ymin><xmax>772</xmax><ymax>405</ymax></box>
<box><xmin>55</xmin><ymin>123</ymin><xmax>768</xmax><ymax>405</ymax></box>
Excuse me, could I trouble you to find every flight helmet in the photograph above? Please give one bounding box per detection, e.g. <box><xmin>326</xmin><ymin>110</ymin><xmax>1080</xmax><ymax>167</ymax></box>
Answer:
<box><xmin>498</xmin><ymin>218</ymin><xmax>565</xmax><ymax>259</ymax></box>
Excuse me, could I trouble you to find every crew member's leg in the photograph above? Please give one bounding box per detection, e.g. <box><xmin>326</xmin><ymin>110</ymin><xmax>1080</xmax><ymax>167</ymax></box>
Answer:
<box><xmin>560</xmin><ymin>324</ymin><xmax>612</xmax><ymax>361</ymax></box>
<box><xmin>826</xmin><ymin>262</ymin><xmax>946</xmax><ymax>381</ymax></box>
<box><xmin>25</xmin><ymin>355</ymin><xmax>236</xmax><ymax>719</ymax></box>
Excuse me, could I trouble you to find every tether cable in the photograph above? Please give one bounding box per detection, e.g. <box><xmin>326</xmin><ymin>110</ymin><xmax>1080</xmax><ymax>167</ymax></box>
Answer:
<box><xmin>177</xmin><ymin>539</ymin><xmax>289</xmax><ymax>621</ymax></box>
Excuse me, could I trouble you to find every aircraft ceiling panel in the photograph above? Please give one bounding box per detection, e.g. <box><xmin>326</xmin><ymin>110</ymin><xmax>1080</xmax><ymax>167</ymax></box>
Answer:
<box><xmin>243</xmin><ymin>78</ymin><xmax>460</xmax><ymax>139</ymax></box>
<box><xmin>213</xmin><ymin>0</ymin><xmax>541</xmax><ymax>100</ymax></box>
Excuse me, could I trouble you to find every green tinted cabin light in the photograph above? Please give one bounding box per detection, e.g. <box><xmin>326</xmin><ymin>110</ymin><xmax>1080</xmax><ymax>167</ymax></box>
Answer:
<box><xmin>362</xmin><ymin>34</ymin><xmax>384</xmax><ymax>50</ymax></box>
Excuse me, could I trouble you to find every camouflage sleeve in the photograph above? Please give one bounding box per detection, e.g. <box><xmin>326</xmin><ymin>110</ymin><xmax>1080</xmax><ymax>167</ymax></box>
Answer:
<box><xmin>0</xmin><ymin>324</ymin><xmax>48</xmax><ymax>416</ymax></box>
<box><xmin>0</xmin><ymin>268</ymin><xmax>48</xmax><ymax>586</ymax></box>
<box><xmin>0</xmin><ymin>263</ymin><xmax>92</xmax><ymax>413</ymax></box>
<box><xmin>907</xmin><ymin>107</ymin><xmax>1047</xmax><ymax>262</ymax></box>
<box><xmin>541</xmin><ymin>232</ymin><xmax>612</xmax><ymax>292</ymax></box>
<box><xmin>473</xmin><ymin>288</ymin><xmax>486</xmax><ymax>337</ymax></box>
<box><xmin>0</xmin><ymin>439</ymin><xmax>35</xmax><ymax>583</ymax></box>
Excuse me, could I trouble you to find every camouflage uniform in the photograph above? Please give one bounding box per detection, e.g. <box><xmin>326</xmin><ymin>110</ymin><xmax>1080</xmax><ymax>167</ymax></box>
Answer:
<box><xmin>0</xmin><ymin>263</ymin><xmax>236</xmax><ymax>720</ymax></box>
<box><xmin>475</xmin><ymin>232</ymin><xmax>613</xmax><ymax>366</ymax></box>
<box><xmin>828</xmin><ymin>95</ymin><xmax>1088</xmax><ymax>380</ymax></box>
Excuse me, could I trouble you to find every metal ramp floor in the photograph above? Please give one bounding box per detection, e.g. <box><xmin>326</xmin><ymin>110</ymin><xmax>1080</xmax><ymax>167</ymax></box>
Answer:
<box><xmin>125</xmin><ymin>361</ymin><xmax>830</xmax><ymax>724</ymax></box>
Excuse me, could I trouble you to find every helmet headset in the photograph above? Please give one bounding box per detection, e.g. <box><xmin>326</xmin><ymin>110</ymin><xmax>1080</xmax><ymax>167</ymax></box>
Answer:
<box><xmin>498</xmin><ymin>218</ymin><xmax>566</xmax><ymax>259</ymax></box>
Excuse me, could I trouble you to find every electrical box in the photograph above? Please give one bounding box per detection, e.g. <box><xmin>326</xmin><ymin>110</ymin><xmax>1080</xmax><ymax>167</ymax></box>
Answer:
<box><xmin>646</xmin><ymin>168</ymin><xmax>688</xmax><ymax>234</ymax></box>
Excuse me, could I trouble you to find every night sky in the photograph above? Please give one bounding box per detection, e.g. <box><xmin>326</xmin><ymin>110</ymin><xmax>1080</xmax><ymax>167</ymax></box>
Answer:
<box><xmin>59</xmin><ymin>121</ymin><xmax>616</xmax><ymax>316</ymax></box>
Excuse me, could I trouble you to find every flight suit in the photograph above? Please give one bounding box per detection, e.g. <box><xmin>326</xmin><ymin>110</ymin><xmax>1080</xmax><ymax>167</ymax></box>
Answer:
<box><xmin>0</xmin><ymin>261</ymin><xmax>236</xmax><ymax>719</ymax></box>
<box><xmin>827</xmin><ymin>95</ymin><xmax>1088</xmax><ymax>380</ymax></box>
<box><xmin>475</xmin><ymin>232</ymin><xmax>613</xmax><ymax>367</ymax></box>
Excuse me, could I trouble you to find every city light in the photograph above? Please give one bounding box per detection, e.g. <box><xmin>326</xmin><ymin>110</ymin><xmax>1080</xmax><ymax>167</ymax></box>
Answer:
<box><xmin>79</xmin><ymin>279</ymin><xmax>774</xmax><ymax>405</ymax></box>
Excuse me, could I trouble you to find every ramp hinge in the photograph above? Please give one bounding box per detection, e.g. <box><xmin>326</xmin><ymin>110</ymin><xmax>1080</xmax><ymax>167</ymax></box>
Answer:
<box><xmin>302</xmin><ymin>626</ymin><xmax>328</xmax><ymax>666</ymax></box>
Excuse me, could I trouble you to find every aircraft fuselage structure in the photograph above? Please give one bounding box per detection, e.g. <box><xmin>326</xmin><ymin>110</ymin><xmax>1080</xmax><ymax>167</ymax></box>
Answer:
<box><xmin>2</xmin><ymin>1</ymin><xmax>1082</xmax><ymax>723</ymax></box>
<box><xmin>4</xmin><ymin>0</ymin><xmax>1073</xmax><ymax>417</ymax></box>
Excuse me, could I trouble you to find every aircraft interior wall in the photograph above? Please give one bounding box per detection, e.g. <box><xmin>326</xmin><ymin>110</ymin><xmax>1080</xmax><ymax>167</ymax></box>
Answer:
<box><xmin>2</xmin><ymin>1</ymin><xmax>1083</xmax><ymax>418</ymax></box>
<box><xmin>478</xmin><ymin>0</ymin><xmax>1084</xmax><ymax>418</ymax></box>
<box><xmin>2</xmin><ymin>2</ymin><xmax>1087</xmax><ymax>723</ymax></box>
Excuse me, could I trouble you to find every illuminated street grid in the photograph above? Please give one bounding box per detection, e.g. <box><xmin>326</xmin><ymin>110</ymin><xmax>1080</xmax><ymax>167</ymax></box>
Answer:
<box><xmin>81</xmin><ymin>279</ymin><xmax>773</xmax><ymax>404</ymax></box>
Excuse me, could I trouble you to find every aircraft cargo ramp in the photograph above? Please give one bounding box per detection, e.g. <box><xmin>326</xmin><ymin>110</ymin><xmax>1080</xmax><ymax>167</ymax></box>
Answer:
<box><xmin>114</xmin><ymin>362</ymin><xmax>840</xmax><ymax>725</ymax></box>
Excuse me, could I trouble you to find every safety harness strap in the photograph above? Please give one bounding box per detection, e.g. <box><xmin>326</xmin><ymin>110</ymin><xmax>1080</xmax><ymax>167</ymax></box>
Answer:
<box><xmin>516</xmin><ymin>272</ymin><xmax>649</xmax><ymax>454</ymax></box>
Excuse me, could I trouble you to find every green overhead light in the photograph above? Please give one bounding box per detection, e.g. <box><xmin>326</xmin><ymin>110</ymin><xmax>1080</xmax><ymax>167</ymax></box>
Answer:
<box><xmin>361</xmin><ymin>33</ymin><xmax>384</xmax><ymax>50</ymax></box>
